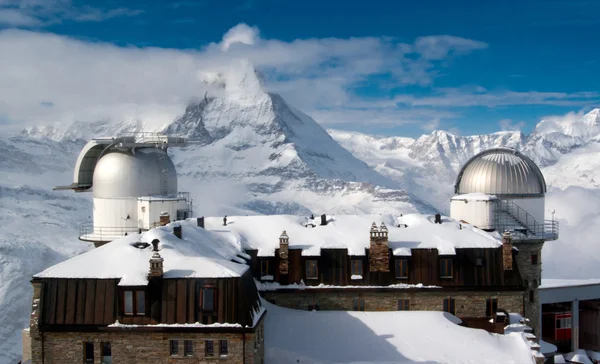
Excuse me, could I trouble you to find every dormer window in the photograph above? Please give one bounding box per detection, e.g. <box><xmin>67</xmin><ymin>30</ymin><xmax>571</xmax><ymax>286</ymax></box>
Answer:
<box><xmin>202</xmin><ymin>287</ymin><xmax>215</xmax><ymax>311</ymax></box>
<box><xmin>306</xmin><ymin>260</ymin><xmax>318</xmax><ymax>279</ymax></box>
<box><xmin>260</xmin><ymin>260</ymin><xmax>273</xmax><ymax>280</ymax></box>
<box><xmin>123</xmin><ymin>290</ymin><xmax>145</xmax><ymax>316</ymax></box>
<box><xmin>395</xmin><ymin>259</ymin><xmax>408</xmax><ymax>279</ymax></box>
<box><xmin>351</xmin><ymin>260</ymin><xmax>363</xmax><ymax>276</ymax></box>
<box><xmin>440</xmin><ymin>258</ymin><xmax>453</xmax><ymax>278</ymax></box>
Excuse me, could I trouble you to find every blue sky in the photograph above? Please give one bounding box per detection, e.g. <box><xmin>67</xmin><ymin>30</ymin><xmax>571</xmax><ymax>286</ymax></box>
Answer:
<box><xmin>0</xmin><ymin>0</ymin><xmax>599</xmax><ymax>137</ymax></box>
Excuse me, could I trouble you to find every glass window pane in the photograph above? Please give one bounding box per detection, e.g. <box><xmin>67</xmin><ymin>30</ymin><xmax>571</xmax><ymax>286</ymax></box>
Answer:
<box><xmin>205</xmin><ymin>340</ymin><xmax>214</xmax><ymax>356</ymax></box>
<box><xmin>203</xmin><ymin>288</ymin><xmax>214</xmax><ymax>311</ymax></box>
<box><xmin>84</xmin><ymin>342</ymin><xmax>94</xmax><ymax>363</ymax></box>
<box><xmin>136</xmin><ymin>291</ymin><xmax>145</xmax><ymax>315</ymax></box>
<box><xmin>220</xmin><ymin>340</ymin><xmax>228</xmax><ymax>356</ymax></box>
<box><xmin>124</xmin><ymin>291</ymin><xmax>133</xmax><ymax>315</ymax></box>
<box><xmin>170</xmin><ymin>340</ymin><xmax>179</xmax><ymax>356</ymax></box>
<box><xmin>184</xmin><ymin>340</ymin><xmax>193</xmax><ymax>356</ymax></box>
<box><xmin>101</xmin><ymin>342</ymin><xmax>112</xmax><ymax>364</ymax></box>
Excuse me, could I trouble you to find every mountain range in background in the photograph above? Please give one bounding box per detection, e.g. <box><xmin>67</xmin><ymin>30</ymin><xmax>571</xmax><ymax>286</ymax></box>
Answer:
<box><xmin>1</xmin><ymin>65</ymin><xmax>599</xmax><ymax>363</ymax></box>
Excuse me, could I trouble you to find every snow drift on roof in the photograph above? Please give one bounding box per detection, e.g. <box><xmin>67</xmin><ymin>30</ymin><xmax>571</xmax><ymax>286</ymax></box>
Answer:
<box><xmin>451</xmin><ymin>192</ymin><xmax>498</xmax><ymax>201</ymax></box>
<box><xmin>34</xmin><ymin>220</ymin><xmax>249</xmax><ymax>285</ymax></box>
<box><xmin>204</xmin><ymin>214</ymin><xmax>501</xmax><ymax>257</ymax></box>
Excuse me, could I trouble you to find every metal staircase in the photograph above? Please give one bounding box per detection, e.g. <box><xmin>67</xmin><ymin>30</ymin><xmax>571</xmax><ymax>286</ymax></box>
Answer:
<box><xmin>493</xmin><ymin>200</ymin><xmax>558</xmax><ymax>241</ymax></box>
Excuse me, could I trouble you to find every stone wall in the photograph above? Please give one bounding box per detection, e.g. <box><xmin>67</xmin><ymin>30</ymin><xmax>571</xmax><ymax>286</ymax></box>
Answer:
<box><xmin>29</xmin><ymin>321</ymin><xmax>264</xmax><ymax>364</ymax></box>
<box><xmin>513</xmin><ymin>240</ymin><xmax>544</xmax><ymax>336</ymax></box>
<box><xmin>262</xmin><ymin>290</ymin><xmax>524</xmax><ymax>318</ymax></box>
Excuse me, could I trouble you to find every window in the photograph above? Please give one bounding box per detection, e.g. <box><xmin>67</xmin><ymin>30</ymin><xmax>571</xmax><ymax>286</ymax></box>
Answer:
<box><xmin>307</xmin><ymin>298</ymin><xmax>319</xmax><ymax>311</ymax></box>
<box><xmin>84</xmin><ymin>342</ymin><xmax>94</xmax><ymax>364</ymax></box>
<box><xmin>351</xmin><ymin>260</ymin><xmax>363</xmax><ymax>276</ymax></box>
<box><xmin>486</xmin><ymin>298</ymin><xmax>498</xmax><ymax>317</ymax></box>
<box><xmin>306</xmin><ymin>260</ymin><xmax>318</xmax><ymax>279</ymax></box>
<box><xmin>443</xmin><ymin>298</ymin><xmax>455</xmax><ymax>315</ymax></box>
<box><xmin>202</xmin><ymin>288</ymin><xmax>215</xmax><ymax>311</ymax></box>
<box><xmin>476</xmin><ymin>257</ymin><xmax>484</xmax><ymax>267</ymax></box>
<box><xmin>170</xmin><ymin>340</ymin><xmax>179</xmax><ymax>356</ymax></box>
<box><xmin>563</xmin><ymin>317</ymin><xmax>572</xmax><ymax>329</ymax></box>
<box><xmin>395</xmin><ymin>259</ymin><xmax>408</xmax><ymax>279</ymax></box>
<box><xmin>398</xmin><ymin>299</ymin><xmax>410</xmax><ymax>311</ymax></box>
<box><xmin>101</xmin><ymin>342</ymin><xmax>112</xmax><ymax>364</ymax></box>
<box><xmin>219</xmin><ymin>340</ymin><xmax>228</xmax><ymax>357</ymax></box>
<box><xmin>440</xmin><ymin>258</ymin><xmax>453</xmax><ymax>278</ymax></box>
<box><xmin>531</xmin><ymin>254</ymin><xmax>538</xmax><ymax>265</ymax></box>
<box><xmin>529</xmin><ymin>290</ymin><xmax>534</xmax><ymax>303</ymax></box>
<box><xmin>123</xmin><ymin>290</ymin><xmax>145</xmax><ymax>316</ymax></box>
<box><xmin>353</xmin><ymin>298</ymin><xmax>365</xmax><ymax>311</ymax></box>
<box><xmin>184</xmin><ymin>340</ymin><xmax>194</xmax><ymax>357</ymax></box>
<box><xmin>260</xmin><ymin>260</ymin><xmax>271</xmax><ymax>278</ymax></box>
<box><xmin>205</xmin><ymin>340</ymin><xmax>214</xmax><ymax>357</ymax></box>
<box><xmin>136</xmin><ymin>291</ymin><xmax>145</xmax><ymax>315</ymax></box>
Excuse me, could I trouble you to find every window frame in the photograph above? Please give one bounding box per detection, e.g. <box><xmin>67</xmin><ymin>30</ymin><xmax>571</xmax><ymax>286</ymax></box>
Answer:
<box><xmin>183</xmin><ymin>340</ymin><xmax>194</xmax><ymax>357</ymax></box>
<box><xmin>485</xmin><ymin>298</ymin><xmax>498</xmax><ymax>317</ymax></box>
<box><xmin>205</xmin><ymin>340</ymin><xmax>214</xmax><ymax>357</ymax></box>
<box><xmin>351</xmin><ymin>259</ymin><xmax>363</xmax><ymax>276</ymax></box>
<box><xmin>219</xmin><ymin>340</ymin><xmax>228</xmax><ymax>357</ymax></box>
<box><xmin>260</xmin><ymin>260</ymin><xmax>272</xmax><ymax>278</ymax></box>
<box><xmin>84</xmin><ymin>342</ymin><xmax>94</xmax><ymax>364</ymax></box>
<box><xmin>305</xmin><ymin>260</ymin><xmax>319</xmax><ymax>280</ymax></box>
<box><xmin>122</xmin><ymin>289</ymin><xmax>146</xmax><ymax>316</ymax></box>
<box><xmin>398</xmin><ymin>299</ymin><xmax>410</xmax><ymax>311</ymax></box>
<box><xmin>440</xmin><ymin>258</ymin><xmax>454</xmax><ymax>278</ymax></box>
<box><xmin>101</xmin><ymin>342</ymin><xmax>112</xmax><ymax>364</ymax></box>
<box><xmin>201</xmin><ymin>287</ymin><xmax>216</xmax><ymax>312</ymax></box>
<box><xmin>395</xmin><ymin>259</ymin><xmax>408</xmax><ymax>279</ymax></box>
<box><xmin>443</xmin><ymin>298</ymin><xmax>456</xmax><ymax>315</ymax></box>
<box><xmin>353</xmin><ymin>297</ymin><xmax>365</xmax><ymax>311</ymax></box>
<box><xmin>169</xmin><ymin>339</ymin><xmax>180</xmax><ymax>357</ymax></box>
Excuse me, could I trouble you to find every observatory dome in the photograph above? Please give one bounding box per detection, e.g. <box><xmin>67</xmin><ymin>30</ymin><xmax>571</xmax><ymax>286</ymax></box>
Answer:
<box><xmin>455</xmin><ymin>148</ymin><xmax>546</xmax><ymax>197</ymax></box>
<box><xmin>92</xmin><ymin>149</ymin><xmax>178</xmax><ymax>199</ymax></box>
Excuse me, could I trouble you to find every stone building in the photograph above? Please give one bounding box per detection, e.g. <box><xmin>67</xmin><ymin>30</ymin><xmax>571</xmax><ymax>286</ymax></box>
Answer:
<box><xmin>23</xmin><ymin>222</ymin><xmax>266</xmax><ymax>364</ymax></box>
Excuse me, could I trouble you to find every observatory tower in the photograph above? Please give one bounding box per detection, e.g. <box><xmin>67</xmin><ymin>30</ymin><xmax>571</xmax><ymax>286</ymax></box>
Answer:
<box><xmin>55</xmin><ymin>133</ymin><xmax>195</xmax><ymax>246</ymax></box>
<box><xmin>449</xmin><ymin>147</ymin><xmax>558</xmax><ymax>336</ymax></box>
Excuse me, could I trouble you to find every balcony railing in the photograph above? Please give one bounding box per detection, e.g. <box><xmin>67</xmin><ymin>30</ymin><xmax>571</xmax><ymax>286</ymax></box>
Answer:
<box><xmin>493</xmin><ymin>200</ymin><xmax>559</xmax><ymax>241</ymax></box>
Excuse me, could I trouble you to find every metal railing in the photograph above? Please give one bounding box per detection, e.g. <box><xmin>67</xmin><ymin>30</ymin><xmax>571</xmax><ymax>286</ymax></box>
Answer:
<box><xmin>79</xmin><ymin>224</ymin><xmax>142</xmax><ymax>242</ymax></box>
<box><xmin>493</xmin><ymin>200</ymin><xmax>559</xmax><ymax>241</ymax></box>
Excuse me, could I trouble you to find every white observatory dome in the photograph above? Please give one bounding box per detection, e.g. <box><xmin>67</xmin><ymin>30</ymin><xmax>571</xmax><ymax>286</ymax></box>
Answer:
<box><xmin>93</xmin><ymin>149</ymin><xmax>178</xmax><ymax>198</ymax></box>
<box><xmin>455</xmin><ymin>148</ymin><xmax>546</xmax><ymax>197</ymax></box>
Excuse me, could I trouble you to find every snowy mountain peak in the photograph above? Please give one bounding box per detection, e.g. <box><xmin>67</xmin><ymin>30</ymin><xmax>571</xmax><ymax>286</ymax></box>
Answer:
<box><xmin>534</xmin><ymin>108</ymin><xmax>600</xmax><ymax>141</ymax></box>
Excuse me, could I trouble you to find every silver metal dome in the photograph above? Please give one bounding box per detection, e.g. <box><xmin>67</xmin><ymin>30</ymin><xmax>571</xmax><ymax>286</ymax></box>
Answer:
<box><xmin>455</xmin><ymin>148</ymin><xmax>546</xmax><ymax>197</ymax></box>
<box><xmin>93</xmin><ymin>149</ymin><xmax>178</xmax><ymax>198</ymax></box>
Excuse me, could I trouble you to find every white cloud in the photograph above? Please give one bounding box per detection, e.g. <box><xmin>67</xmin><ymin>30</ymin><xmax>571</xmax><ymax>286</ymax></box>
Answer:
<box><xmin>394</xmin><ymin>87</ymin><xmax>600</xmax><ymax>107</ymax></box>
<box><xmin>0</xmin><ymin>24</ymin><xmax>487</xmax><ymax>131</ymax></box>
<box><xmin>220</xmin><ymin>23</ymin><xmax>260</xmax><ymax>51</ymax></box>
<box><xmin>421</xmin><ymin>118</ymin><xmax>441</xmax><ymax>131</ymax></box>
<box><xmin>498</xmin><ymin>118</ymin><xmax>526</xmax><ymax>131</ymax></box>
<box><xmin>0</xmin><ymin>0</ymin><xmax>142</xmax><ymax>27</ymax></box>
<box><xmin>414</xmin><ymin>35</ymin><xmax>488</xmax><ymax>60</ymax></box>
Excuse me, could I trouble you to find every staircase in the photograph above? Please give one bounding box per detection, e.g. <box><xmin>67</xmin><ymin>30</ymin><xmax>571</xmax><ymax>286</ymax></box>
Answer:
<box><xmin>155</xmin><ymin>149</ymin><xmax>170</xmax><ymax>195</ymax></box>
<box><xmin>493</xmin><ymin>200</ymin><xmax>558</xmax><ymax>241</ymax></box>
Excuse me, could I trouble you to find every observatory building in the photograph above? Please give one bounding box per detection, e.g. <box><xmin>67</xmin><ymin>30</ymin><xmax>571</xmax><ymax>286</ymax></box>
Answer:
<box><xmin>449</xmin><ymin>147</ymin><xmax>558</xmax><ymax>336</ymax></box>
<box><xmin>55</xmin><ymin>133</ymin><xmax>194</xmax><ymax>246</ymax></box>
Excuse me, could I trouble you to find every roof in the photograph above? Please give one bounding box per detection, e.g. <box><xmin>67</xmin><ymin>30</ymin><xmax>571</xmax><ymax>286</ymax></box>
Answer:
<box><xmin>34</xmin><ymin>220</ymin><xmax>249</xmax><ymax>286</ymax></box>
<box><xmin>204</xmin><ymin>213</ymin><xmax>502</xmax><ymax>257</ymax></box>
<box><xmin>540</xmin><ymin>278</ymin><xmax>600</xmax><ymax>289</ymax></box>
<box><xmin>451</xmin><ymin>192</ymin><xmax>498</xmax><ymax>201</ymax></box>
<box><xmin>455</xmin><ymin>148</ymin><xmax>547</xmax><ymax>197</ymax></box>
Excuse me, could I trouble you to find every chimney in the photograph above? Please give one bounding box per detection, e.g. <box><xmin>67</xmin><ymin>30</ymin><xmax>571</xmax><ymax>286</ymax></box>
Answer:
<box><xmin>173</xmin><ymin>225</ymin><xmax>182</xmax><ymax>239</ymax></box>
<box><xmin>223</xmin><ymin>215</ymin><xmax>228</xmax><ymax>226</ymax></box>
<box><xmin>434</xmin><ymin>213</ymin><xmax>442</xmax><ymax>224</ymax></box>
<box><xmin>502</xmin><ymin>231</ymin><xmax>513</xmax><ymax>271</ymax></box>
<box><xmin>197</xmin><ymin>216</ymin><xmax>205</xmax><ymax>228</ymax></box>
<box><xmin>159</xmin><ymin>212</ymin><xmax>170</xmax><ymax>226</ymax></box>
<box><xmin>149</xmin><ymin>239</ymin><xmax>164</xmax><ymax>278</ymax></box>
<box><xmin>321</xmin><ymin>214</ymin><xmax>327</xmax><ymax>226</ymax></box>
<box><xmin>369</xmin><ymin>222</ymin><xmax>390</xmax><ymax>273</ymax></box>
<box><xmin>279</xmin><ymin>230</ymin><xmax>289</xmax><ymax>275</ymax></box>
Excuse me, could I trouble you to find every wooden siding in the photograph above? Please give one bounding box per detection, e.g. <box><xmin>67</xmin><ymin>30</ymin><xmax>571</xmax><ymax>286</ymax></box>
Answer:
<box><xmin>252</xmin><ymin>246</ymin><xmax>524</xmax><ymax>289</ymax></box>
<box><xmin>41</xmin><ymin>279</ymin><xmax>118</xmax><ymax>326</ymax></box>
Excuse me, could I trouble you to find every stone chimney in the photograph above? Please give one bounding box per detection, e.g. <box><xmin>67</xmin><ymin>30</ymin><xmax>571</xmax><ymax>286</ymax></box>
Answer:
<box><xmin>149</xmin><ymin>239</ymin><xmax>164</xmax><ymax>278</ymax></box>
<box><xmin>279</xmin><ymin>230</ymin><xmax>289</xmax><ymax>275</ymax></box>
<box><xmin>369</xmin><ymin>222</ymin><xmax>390</xmax><ymax>272</ymax></box>
<box><xmin>159</xmin><ymin>212</ymin><xmax>170</xmax><ymax>226</ymax></box>
<box><xmin>502</xmin><ymin>231</ymin><xmax>513</xmax><ymax>271</ymax></box>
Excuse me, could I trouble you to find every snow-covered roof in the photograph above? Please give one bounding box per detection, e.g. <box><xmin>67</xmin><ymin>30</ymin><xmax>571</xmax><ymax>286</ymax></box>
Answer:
<box><xmin>205</xmin><ymin>213</ymin><xmax>502</xmax><ymax>257</ymax></box>
<box><xmin>565</xmin><ymin>350</ymin><xmax>593</xmax><ymax>364</ymax></box>
<box><xmin>540</xmin><ymin>278</ymin><xmax>600</xmax><ymax>289</ymax></box>
<box><xmin>263</xmin><ymin>300</ymin><xmax>536</xmax><ymax>364</ymax></box>
<box><xmin>35</xmin><ymin>220</ymin><xmax>249</xmax><ymax>286</ymax></box>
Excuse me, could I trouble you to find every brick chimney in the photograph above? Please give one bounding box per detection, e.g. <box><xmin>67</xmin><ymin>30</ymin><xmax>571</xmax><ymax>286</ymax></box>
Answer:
<box><xmin>502</xmin><ymin>231</ymin><xmax>513</xmax><ymax>271</ymax></box>
<box><xmin>369</xmin><ymin>222</ymin><xmax>390</xmax><ymax>272</ymax></box>
<box><xmin>149</xmin><ymin>239</ymin><xmax>164</xmax><ymax>278</ymax></box>
<box><xmin>159</xmin><ymin>212</ymin><xmax>170</xmax><ymax>226</ymax></box>
<box><xmin>279</xmin><ymin>230</ymin><xmax>289</xmax><ymax>275</ymax></box>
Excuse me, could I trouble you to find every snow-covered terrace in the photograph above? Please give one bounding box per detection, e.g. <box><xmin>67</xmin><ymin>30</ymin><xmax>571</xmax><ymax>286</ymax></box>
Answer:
<box><xmin>35</xmin><ymin>220</ymin><xmax>249</xmax><ymax>286</ymax></box>
<box><xmin>204</xmin><ymin>213</ymin><xmax>502</xmax><ymax>257</ymax></box>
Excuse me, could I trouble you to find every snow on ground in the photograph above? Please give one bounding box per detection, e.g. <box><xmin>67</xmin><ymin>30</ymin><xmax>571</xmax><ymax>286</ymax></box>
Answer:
<box><xmin>203</xmin><ymin>214</ymin><xmax>501</xmax><ymax>257</ymax></box>
<box><xmin>263</xmin><ymin>301</ymin><xmax>534</xmax><ymax>364</ymax></box>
